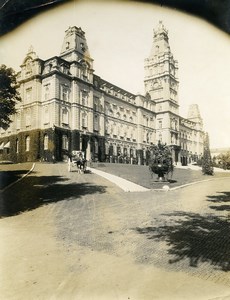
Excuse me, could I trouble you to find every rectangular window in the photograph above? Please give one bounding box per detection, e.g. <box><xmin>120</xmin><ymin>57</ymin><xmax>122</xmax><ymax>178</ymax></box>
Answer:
<box><xmin>25</xmin><ymin>109</ymin><xmax>31</xmax><ymax>127</ymax></box>
<box><xmin>44</xmin><ymin>106</ymin><xmax>49</xmax><ymax>124</ymax></box>
<box><xmin>16</xmin><ymin>113</ymin><xmax>20</xmax><ymax>129</ymax></box>
<box><xmin>82</xmin><ymin>112</ymin><xmax>88</xmax><ymax>128</ymax></box>
<box><xmin>81</xmin><ymin>91</ymin><xmax>88</xmax><ymax>106</ymax></box>
<box><xmin>94</xmin><ymin>114</ymin><xmax>99</xmax><ymax>131</ymax></box>
<box><xmin>93</xmin><ymin>96</ymin><xmax>99</xmax><ymax>111</ymax></box>
<box><xmin>158</xmin><ymin>119</ymin><xmax>162</xmax><ymax>129</ymax></box>
<box><xmin>25</xmin><ymin>88</ymin><xmax>32</xmax><ymax>103</ymax></box>
<box><xmin>44</xmin><ymin>84</ymin><xmax>50</xmax><ymax>100</ymax></box>
<box><xmin>61</xmin><ymin>85</ymin><xmax>69</xmax><ymax>101</ymax></box>
<box><xmin>62</xmin><ymin>108</ymin><xmax>69</xmax><ymax>125</ymax></box>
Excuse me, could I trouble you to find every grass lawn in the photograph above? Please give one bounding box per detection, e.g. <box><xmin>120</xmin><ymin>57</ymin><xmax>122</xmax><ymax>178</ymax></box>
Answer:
<box><xmin>90</xmin><ymin>162</ymin><xmax>230</xmax><ymax>189</ymax></box>
<box><xmin>0</xmin><ymin>162</ymin><xmax>34</xmax><ymax>190</ymax></box>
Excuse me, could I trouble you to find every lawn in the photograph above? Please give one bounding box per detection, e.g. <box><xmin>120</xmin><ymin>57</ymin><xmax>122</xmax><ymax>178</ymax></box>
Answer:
<box><xmin>90</xmin><ymin>162</ymin><xmax>230</xmax><ymax>189</ymax></box>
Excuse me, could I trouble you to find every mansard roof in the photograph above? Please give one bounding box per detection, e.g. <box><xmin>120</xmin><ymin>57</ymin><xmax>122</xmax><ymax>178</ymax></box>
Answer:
<box><xmin>94</xmin><ymin>75</ymin><xmax>136</xmax><ymax>98</ymax></box>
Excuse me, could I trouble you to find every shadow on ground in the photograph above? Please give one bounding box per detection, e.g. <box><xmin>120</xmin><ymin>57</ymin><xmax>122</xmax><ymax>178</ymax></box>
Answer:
<box><xmin>207</xmin><ymin>191</ymin><xmax>230</xmax><ymax>211</ymax></box>
<box><xmin>0</xmin><ymin>173</ymin><xmax>106</xmax><ymax>218</ymax></box>
<box><xmin>0</xmin><ymin>170</ymin><xmax>29</xmax><ymax>189</ymax></box>
<box><xmin>135</xmin><ymin>209</ymin><xmax>230</xmax><ymax>272</ymax></box>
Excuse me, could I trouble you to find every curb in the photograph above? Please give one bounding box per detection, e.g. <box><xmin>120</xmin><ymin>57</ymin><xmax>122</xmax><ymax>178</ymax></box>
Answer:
<box><xmin>168</xmin><ymin>176</ymin><xmax>230</xmax><ymax>191</ymax></box>
<box><xmin>0</xmin><ymin>163</ymin><xmax>35</xmax><ymax>193</ymax></box>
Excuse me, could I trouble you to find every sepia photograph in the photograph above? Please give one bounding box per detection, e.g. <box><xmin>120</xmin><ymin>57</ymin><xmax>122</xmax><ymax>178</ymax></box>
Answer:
<box><xmin>0</xmin><ymin>0</ymin><xmax>230</xmax><ymax>299</ymax></box>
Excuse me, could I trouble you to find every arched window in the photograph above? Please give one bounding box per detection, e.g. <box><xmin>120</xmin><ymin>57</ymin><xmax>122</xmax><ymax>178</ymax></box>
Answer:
<box><xmin>105</xmin><ymin>143</ymin><xmax>109</xmax><ymax>155</ymax></box>
<box><xmin>16</xmin><ymin>139</ymin><xmax>19</xmax><ymax>153</ymax></box>
<box><xmin>117</xmin><ymin>146</ymin><xmax>121</xmax><ymax>156</ymax></box>
<box><xmin>25</xmin><ymin>136</ymin><xmax>30</xmax><ymax>151</ymax></box>
<box><xmin>44</xmin><ymin>134</ymin><xmax>48</xmax><ymax>150</ymax></box>
<box><xmin>94</xmin><ymin>140</ymin><xmax>98</xmax><ymax>154</ymax></box>
<box><xmin>62</xmin><ymin>135</ymin><xmax>69</xmax><ymax>150</ymax></box>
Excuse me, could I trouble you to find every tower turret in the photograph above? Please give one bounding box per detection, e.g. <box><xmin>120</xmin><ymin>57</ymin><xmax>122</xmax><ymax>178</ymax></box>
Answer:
<box><xmin>60</xmin><ymin>26</ymin><xmax>93</xmax><ymax>69</ymax></box>
<box><xmin>187</xmin><ymin>104</ymin><xmax>203</xmax><ymax>130</ymax></box>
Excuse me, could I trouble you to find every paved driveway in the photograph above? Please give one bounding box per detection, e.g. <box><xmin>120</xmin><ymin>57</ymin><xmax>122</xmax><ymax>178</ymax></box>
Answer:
<box><xmin>1</xmin><ymin>163</ymin><xmax>230</xmax><ymax>299</ymax></box>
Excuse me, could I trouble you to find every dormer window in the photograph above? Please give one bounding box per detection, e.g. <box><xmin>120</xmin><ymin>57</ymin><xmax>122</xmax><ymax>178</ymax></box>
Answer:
<box><xmin>66</xmin><ymin>42</ymin><xmax>70</xmax><ymax>50</ymax></box>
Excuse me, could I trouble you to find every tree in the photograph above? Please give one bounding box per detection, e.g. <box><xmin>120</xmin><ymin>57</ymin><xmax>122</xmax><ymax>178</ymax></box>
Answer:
<box><xmin>148</xmin><ymin>141</ymin><xmax>173</xmax><ymax>181</ymax></box>
<box><xmin>202</xmin><ymin>132</ymin><xmax>214</xmax><ymax>175</ymax></box>
<box><xmin>0</xmin><ymin>64</ymin><xmax>21</xmax><ymax>130</ymax></box>
<box><xmin>217</xmin><ymin>151</ymin><xmax>230</xmax><ymax>170</ymax></box>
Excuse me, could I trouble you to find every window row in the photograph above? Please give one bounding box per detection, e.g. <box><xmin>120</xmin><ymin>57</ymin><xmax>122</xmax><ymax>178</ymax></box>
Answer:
<box><xmin>14</xmin><ymin>134</ymin><xmax>50</xmax><ymax>153</ymax></box>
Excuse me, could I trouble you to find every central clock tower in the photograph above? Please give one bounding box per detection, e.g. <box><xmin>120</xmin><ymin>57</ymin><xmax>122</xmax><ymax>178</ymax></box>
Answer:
<box><xmin>144</xmin><ymin>21</ymin><xmax>180</xmax><ymax>148</ymax></box>
<box><xmin>144</xmin><ymin>21</ymin><xmax>179</xmax><ymax>107</ymax></box>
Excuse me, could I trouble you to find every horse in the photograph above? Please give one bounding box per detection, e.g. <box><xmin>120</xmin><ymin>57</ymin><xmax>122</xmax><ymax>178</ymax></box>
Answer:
<box><xmin>68</xmin><ymin>151</ymin><xmax>87</xmax><ymax>173</ymax></box>
<box><xmin>75</xmin><ymin>157</ymin><xmax>87</xmax><ymax>173</ymax></box>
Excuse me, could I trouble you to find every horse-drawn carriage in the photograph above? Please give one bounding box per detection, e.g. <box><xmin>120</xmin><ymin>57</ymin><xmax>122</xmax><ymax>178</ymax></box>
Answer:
<box><xmin>68</xmin><ymin>150</ymin><xmax>87</xmax><ymax>173</ymax></box>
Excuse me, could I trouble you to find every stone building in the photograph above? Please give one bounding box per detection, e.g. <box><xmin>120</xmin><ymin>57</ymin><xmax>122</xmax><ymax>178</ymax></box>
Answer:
<box><xmin>0</xmin><ymin>22</ymin><xmax>204</xmax><ymax>165</ymax></box>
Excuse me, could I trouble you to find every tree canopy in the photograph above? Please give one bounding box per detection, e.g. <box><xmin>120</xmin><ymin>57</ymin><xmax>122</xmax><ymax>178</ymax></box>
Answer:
<box><xmin>217</xmin><ymin>151</ymin><xmax>230</xmax><ymax>170</ymax></box>
<box><xmin>0</xmin><ymin>64</ymin><xmax>21</xmax><ymax>130</ymax></box>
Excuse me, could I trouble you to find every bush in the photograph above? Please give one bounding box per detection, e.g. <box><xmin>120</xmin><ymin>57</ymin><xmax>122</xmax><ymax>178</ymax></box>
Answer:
<box><xmin>202</xmin><ymin>133</ymin><xmax>213</xmax><ymax>175</ymax></box>
<box><xmin>148</xmin><ymin>141</ymin><xmax>173</xmax><ymax>179</ymax></box>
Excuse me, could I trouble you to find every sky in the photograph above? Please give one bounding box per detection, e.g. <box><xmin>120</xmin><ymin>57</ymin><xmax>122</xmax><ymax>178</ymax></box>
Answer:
<box><xmin>1</xmin><ymin>0</ymin><xmax>230</xmax><ymax>149</ymax></box>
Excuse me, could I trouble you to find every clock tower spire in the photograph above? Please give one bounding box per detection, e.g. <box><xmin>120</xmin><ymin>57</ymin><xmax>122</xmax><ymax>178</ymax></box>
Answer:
<box><xmin>144</xmin><ymin>21</ymin><xmax>179</xmax><ymax>109</ymax></box>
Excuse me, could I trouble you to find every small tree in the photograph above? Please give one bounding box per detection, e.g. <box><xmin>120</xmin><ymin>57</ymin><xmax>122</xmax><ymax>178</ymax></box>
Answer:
<box><xmin>148</xmin><ymin>141</ymin><xmax>173</xmax><ymax>181</ymax></box>
<box><xmin>202</xmin><ymin>132</ymin><xmax>214</xmax><ymax>175</ymax></box>
<box><xmin>0</xmin><ymin>64</ymin><xmax>21</xmax><ymax>130</ymax></box>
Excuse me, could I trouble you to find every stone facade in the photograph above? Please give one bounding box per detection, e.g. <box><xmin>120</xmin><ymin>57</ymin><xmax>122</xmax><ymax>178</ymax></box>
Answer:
<box><xmin>0</xmin><ymin>22</ymin><xmax>204</xmax><ymax>165</ymax></box>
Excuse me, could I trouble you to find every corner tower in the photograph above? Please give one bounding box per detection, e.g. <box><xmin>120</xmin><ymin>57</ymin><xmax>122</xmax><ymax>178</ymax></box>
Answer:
<box><xmin>187</xmin><ymin>104</ymin><xmax>203</xmax><ymax>130</ymax></box>
<box><xmin>60</xmin><ymin>26</ymin><xmax>93</xmax><ymax>69</ymax></box>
